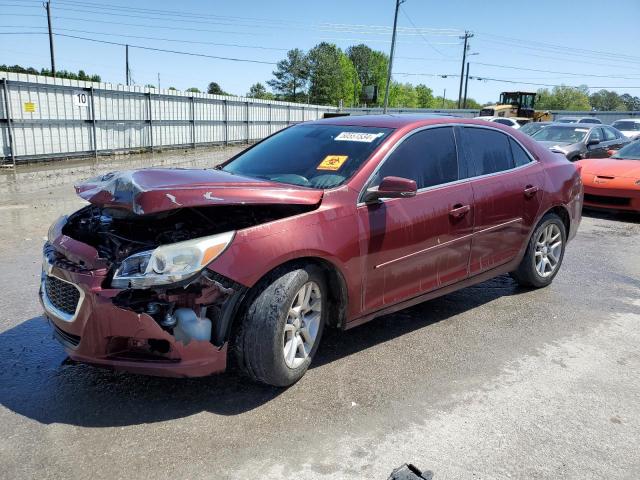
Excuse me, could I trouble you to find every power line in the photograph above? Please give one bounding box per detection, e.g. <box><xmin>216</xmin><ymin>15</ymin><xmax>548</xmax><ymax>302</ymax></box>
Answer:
<box><xmin>53</xmin><ymin>33</ymin><xmax>277</xmax><ymax>65</ymax></box>
<box><xmin>395</xmin><ymin>71</ymin><xmax>640</xmax><ymax>89</ymax></box>
<box><xmin>0</xmin><ymin>24</ymin><xmax>287</xmax><ymax>51</ymax></box>
<box><xmin>399</xmin><ymin>5</ymin><xmax>451</xmax><ymax>58</ymax></box>
<box><xmin>477</xmin><ymin>31</ymin><xmax>640</xmax><ymax>63</ymax></box>
<box><xmin>472</xmin><ymin>62</ymin><xmax>640</xmax><ymax>80</ymax></box>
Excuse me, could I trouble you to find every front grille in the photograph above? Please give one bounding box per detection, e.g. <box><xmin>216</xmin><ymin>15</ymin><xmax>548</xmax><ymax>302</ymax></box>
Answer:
<box><xmin>584</xmin><ymin>193</ymin><xmax>631</xmax><ymax>207</ymax></box>
<box><xmin>51</xmin><ymin>322</ymin><xmax>81</xmax><ymax>348</ymax></box>
<box><xmin>44</xmin><ymin>275</ymin><xmax>81</xmax><ymax>316</ymax></box>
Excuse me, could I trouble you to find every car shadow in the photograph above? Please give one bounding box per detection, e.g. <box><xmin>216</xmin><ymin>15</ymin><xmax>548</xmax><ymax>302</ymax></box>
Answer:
<box><xmin>581</xmin><ymin>207</ymin><xmax>640</xmax><ymax>224</ymax></box>
<box><xmin>0</xmin><ymin>275</ymin><xmax>528</xmax><ymax>428</ymax></box>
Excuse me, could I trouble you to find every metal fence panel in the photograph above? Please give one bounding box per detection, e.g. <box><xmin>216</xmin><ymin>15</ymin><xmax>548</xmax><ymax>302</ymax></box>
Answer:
<box><xmin>0</xmin><ymin>71</ymin><xmax>337</xmax><ymax>163</ymax></box>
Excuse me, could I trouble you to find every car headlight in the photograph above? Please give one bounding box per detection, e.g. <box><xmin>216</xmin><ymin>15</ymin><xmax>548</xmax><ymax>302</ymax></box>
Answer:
<box><xmin>111</xmin><ymin>231</ymin><xmax>235</xmax><ymax>289</ymax></box>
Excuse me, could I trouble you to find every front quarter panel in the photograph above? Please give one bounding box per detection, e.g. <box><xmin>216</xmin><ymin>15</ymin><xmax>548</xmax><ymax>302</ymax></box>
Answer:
<box><xmin>207</xmin><ymin>187</ymin><xmax>362</xmax><ymax>318</ymax></box>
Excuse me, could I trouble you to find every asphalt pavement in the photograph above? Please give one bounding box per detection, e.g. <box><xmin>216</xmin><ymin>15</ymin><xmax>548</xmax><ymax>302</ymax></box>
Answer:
<box><xmin>0</xmin><ymin>146</ymin><xmax>638</xmax><ymax>480</ymax></box>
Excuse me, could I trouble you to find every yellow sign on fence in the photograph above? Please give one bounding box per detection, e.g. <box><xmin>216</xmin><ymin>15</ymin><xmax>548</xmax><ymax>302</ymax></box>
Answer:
<box><xmin>24</xmin><ymin>102</ymin><xmax>36</xmax><ymax>113</ymax></box>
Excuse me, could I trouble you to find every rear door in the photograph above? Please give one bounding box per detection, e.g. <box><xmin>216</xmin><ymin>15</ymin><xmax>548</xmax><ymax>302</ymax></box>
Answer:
<box><xmin>460</xmin><ymin>126</ymin><xmax>544</xmax><ymax>275</ymax></box>
<box><xmin>357</xmin><ymin>126</ymin><xmax>474</xmax><ymax>312</ymax></box>
<box><xmin>602</xmin><ymin>126</ymin><xmax>627</xmax><ymax>152</ymax></box>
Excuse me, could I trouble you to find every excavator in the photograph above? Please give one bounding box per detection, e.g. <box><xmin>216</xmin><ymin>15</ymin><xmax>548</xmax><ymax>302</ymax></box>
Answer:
<box><xmin>479</xmin><ymin>91</ymin><xmax>552</xmax><ymax>122</ymax></box>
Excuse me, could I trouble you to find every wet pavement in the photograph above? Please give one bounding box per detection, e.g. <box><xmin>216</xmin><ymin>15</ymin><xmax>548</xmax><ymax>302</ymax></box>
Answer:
<box><xmin>0</xmin><ymin>147</ymin><xmax>639</xmax><ymax>480</ymax></box>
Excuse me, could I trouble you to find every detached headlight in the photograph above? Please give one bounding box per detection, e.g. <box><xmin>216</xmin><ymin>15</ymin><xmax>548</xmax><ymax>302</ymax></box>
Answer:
<box><xmin>112</xmin><ymin>231</ymin><xmax>235</xmax><ymax>289</ymax></box>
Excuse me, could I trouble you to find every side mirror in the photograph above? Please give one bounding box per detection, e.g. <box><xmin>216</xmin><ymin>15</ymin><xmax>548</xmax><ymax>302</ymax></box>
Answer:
<box><xmin>587</xmin><ymin>138</ymin><xmax>600</xmax><ymax>146</ymax></box>
<box><xmin>363</xmin><ymin>176</ymin><xmax>417</xmax><ymax>204</ymax></box>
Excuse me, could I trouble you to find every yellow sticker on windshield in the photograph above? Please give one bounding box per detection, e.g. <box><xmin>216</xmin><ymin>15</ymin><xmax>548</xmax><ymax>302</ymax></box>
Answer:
<box><xmin>317</xmin><ymin>155</ymin><xmax>348</xmax><ymax>171</ymax></box>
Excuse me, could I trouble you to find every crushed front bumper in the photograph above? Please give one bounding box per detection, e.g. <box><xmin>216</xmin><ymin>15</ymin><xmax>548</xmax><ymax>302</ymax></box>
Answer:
<box><xmin>39</xmin><ymin>245</ymin><xmax>242</xmax><ymax>378</ymax></box>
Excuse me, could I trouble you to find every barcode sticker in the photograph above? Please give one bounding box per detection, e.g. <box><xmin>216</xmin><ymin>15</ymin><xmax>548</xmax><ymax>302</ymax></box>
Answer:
<box><xmin>335</xmin><ymin>132</ymin><xmax>383</xmax><ymax>142</ymax></box>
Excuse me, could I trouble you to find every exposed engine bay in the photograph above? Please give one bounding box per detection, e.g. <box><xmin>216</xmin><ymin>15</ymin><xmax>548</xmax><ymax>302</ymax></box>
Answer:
<box><xmin>52</xmin><ymin>202</ymin><xmax>315</xmax><ymax>350</ymax></box>
<box><xmin>62</xmin><ymin>203</ymin><xmax>315</xmax><ymax>265</ymax></box>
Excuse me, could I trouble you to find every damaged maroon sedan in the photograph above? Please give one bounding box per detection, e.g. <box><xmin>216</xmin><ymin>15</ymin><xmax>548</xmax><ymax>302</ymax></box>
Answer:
<box><xmin>41</xmin><ymin>115</ymin><xmax>582</xmax><ymax>386</ymax></box>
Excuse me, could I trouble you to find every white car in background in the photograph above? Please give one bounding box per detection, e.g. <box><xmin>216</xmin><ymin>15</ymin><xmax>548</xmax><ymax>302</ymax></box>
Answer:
<box><xmin>474</xmin><ymin>116</ymin><xmax>531</xmax><ymax>129</ymax></box>
<box><xmin>611</xmin><ymin>118</ymin><xmax>640</xmax><ymax>139</ymax></box>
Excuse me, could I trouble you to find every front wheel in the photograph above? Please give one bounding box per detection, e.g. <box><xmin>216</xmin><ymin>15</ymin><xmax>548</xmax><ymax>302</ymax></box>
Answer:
<box><xmin>232</xmin><ymin>265</ymin><xmax>326</xmax><ymax>387</ymax></box>
<box><xmin>510</xmin><ymin>213</ymin><xmax>567</xmax><ymax>288</ymax></box>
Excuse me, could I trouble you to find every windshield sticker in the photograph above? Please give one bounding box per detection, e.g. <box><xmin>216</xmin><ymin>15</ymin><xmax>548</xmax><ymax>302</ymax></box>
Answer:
<box><xmin>576</xmin><ymin>128</ymin><xmax>589</xmax><ymax>133</ymax></box>
<box><xmin>317</xmin><ymin>155</ymin><xmax>348</xmax><ymax>171</ymax></box>
<box><xmin>335</xmin><ymin>131</ymin><xmax>383</xmax><ymax>143</ymax></box>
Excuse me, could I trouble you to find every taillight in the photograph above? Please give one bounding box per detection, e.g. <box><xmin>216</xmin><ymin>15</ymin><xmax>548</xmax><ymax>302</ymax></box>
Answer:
<box><xmin>607</xmin><ymin>149</ymin><xmax>618</xmax><ymax>156</ymax></box>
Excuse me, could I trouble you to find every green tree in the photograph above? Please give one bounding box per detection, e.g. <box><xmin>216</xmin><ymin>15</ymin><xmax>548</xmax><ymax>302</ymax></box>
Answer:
<box><xmin>267</xmin><ymin>48</ymin><xmax>310</xmax><ymax>102</ymax></box>
<box><xmin>307</xmin><ymin>42</ymin><xmax>357</xmax><ymax>106</ymax></box>
<box><xmin>207</xmin><ymin>82</ymin><xmax>227</xmax><ymax>95</ymax></box>
<box><xmin>589</xmin><ymin>89</ymin><xmax>625</xmax><ymax>111</ymax></box>
<box><xmin>186</xmin><ymin>87</ymin><xmax>201</xmax><ymax>93</ymax></box>
<box><xmin>346</xmin><ymin>44</ymin><xmax>388</xmax><ymax>106</ymax></box>
<box><xmin>1</xmin><ymin>64</ymin><xmax>101</xmax><ymax>82</ymax></box>
<box><xmin>388</xmin><ymin>82</ymin><xmax>418</xmax><ymax>108</ymax></box>
<box><xmin>535</xmin><ymin>85</ymin><xmax>591</xmax><ymax>110</ymax></box>
<box><xmin>145</xmin><ymin>84</ymin><xmax>156</xmax><ymax>89</ymax></box>
<box><xmin>168</xmin><ymin>87</ymin><xmax>177</xmax><ymax>91</ymax></box>
<box><xmin>246</xmin><ymin>82</ymin><xmax>274</xmax><ymax>100</ymax></box>
<box><xmin>620</xmin><ymin>93</ymin><xmax>640</xmax><ymax>111</ymax></box>
<box><xmin>415</xmin><ymin>84</ymin><xmax>435</xmax><ymax>108</ymax></box>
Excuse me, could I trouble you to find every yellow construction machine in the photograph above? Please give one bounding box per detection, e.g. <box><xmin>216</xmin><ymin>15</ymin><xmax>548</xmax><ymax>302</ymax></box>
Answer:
<box><xmin>479</xmin><ymin>91</ymin><xmax>552</xmax><ymax>122</ymax></box>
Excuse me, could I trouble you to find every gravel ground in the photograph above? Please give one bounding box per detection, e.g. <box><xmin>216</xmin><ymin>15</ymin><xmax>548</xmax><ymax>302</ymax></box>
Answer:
<box><xmin>0</xmin><ymin>147</ymin><xmax>638</xmax><ymax>480</ymax></box>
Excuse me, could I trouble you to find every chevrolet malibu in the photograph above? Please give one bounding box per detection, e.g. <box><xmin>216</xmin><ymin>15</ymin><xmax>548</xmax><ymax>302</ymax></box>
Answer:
<box><xmin>41</xmin><ymin>115</ymin><xmax>583</xmax><ymax>386</ymax></box>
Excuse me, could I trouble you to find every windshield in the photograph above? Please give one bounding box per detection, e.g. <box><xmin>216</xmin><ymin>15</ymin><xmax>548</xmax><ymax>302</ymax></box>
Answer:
<box><xmin>612</xmin><ymin>121</ymin><xmax>640</xmax><ymax>131</ymax></box>
<box><xmin>519</xmin><ymin>123</ymin><xmax>547</xmax><ymax>136</ymax></box>
<box><xmin>532</xmin><ymin>126</ymin><xmax>589</xmax><ymax>143</ymax></box>
<box><xmin>223</xmin><ymin>124</ymin><xmax>393</xmax><ymax>189</ymax></box>
<box><xmin>612</xmin><ymin>140</ymin><xmax>640</xmax><ymax>160</ymax></box>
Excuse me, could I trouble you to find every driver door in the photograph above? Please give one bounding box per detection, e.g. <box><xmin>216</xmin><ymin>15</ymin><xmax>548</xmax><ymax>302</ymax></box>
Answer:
<box><xmin>356</xmin><ymin>126</ymin><xmax>474</xmax><ymax>312</ymax></box>
<box><xmin>585</xmin><ymin>127</ymin><xmax>607</xmax><ymax>158</ymax></box>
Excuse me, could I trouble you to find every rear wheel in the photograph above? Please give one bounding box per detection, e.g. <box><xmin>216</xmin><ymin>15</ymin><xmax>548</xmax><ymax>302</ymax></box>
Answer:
<box><xmin>232</xmin><ymin>265</ymin><xmax>326</xmax><ymax>387</ymax></box>
<box><xmin>510</xmin><ymin>213</ymin><xmax>566</xmax><ymax>288</ymax></box>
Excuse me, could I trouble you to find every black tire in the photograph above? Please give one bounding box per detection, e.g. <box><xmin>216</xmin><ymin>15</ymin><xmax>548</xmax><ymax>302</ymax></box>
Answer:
<box><xmin>231</xmin><ymin>265</ymin><xmax>326</xmax><ymax>387</ymax></box>
<box><xmin>510</xmin><ymin>213</ymin><xmax>567</xmax><ymax>288</ymax></box>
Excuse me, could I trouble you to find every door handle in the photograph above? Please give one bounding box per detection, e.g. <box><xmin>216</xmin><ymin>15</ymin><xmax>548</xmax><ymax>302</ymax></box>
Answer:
<box><xmin>449</xmin><ymin>204</ymin><xmax>471</xmax><ymax>218</ymax></box>
<box><xmin>524</xmin><ymin>185</ymin><xmax>539</xmax><ymax>198</ymax></box>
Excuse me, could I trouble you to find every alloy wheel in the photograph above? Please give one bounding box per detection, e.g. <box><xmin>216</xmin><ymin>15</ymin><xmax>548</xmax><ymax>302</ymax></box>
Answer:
<box><xmin>283</xmin><ymin>281</ymin><xmax>322</xmax><ymax>369</ymax></box>
<box><xmin>534</xmin><ymin>223</ymin><xmax>563</xmax><ymax>278</ymax></box>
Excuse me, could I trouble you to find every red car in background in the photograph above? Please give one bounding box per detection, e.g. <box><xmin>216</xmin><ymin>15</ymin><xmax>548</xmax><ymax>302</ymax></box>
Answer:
<box><xmin>577</xmin><ymin>140</ymin><xmax>640</xmax><ymax>212</ymax></box>
<box><xmin>41</xmin><ymin>115</ymin><xmax>583</xmax><ymax>386</ymax></box>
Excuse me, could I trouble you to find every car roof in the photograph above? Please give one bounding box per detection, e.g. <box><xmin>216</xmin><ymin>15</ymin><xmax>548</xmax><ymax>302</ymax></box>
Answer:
<box><xmin>613</xmin><ymin>118</ymin><xmax>640</xmax><ymax>122</ymax></box>
<box><xmin>545</xmin><ymin>123</ymin><xmax>598</xmax><ymax>129</ymax></box>
<box><xmin>308</xmin><ymin>113</ymin><xmax>477</xmax><ymax>129</ymax></box>
<box><xmin>557</xmin><ymin>116</ymin><xmax>600</xmax><ymax>120</ymax></box>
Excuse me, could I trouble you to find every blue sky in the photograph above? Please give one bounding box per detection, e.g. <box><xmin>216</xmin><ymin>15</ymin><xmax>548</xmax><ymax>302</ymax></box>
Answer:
<box><xmin>1</xmin><ymin>0</ymin><xmax>640</xmax><ymax>103</ymax></box>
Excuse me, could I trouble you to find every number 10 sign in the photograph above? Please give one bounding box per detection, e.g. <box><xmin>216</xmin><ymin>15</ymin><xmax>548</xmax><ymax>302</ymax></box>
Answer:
<box><xmin>73</xmin><ymin>91</ymin><xmax>89</xmax><ymax>108</ymax></box>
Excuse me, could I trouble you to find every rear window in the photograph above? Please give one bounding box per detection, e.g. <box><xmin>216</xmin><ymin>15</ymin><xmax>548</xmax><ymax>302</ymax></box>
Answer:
<box><xmin>612</xmin><ymin>121</ymin><xmax>640</xmax><ymax>131</ymax></box>
<box><xmin>223</xmin><ymin>124</ymin><xmax>393</xmax><ymax>189</ymax></box>
<box><xmin>463</xmin><ymin>127</ymin><xmax>513</xmax><ymax>175</ymax></box>
<box><xmin>579</xmin><ymin>118</ymin><xmax>601</xmax><ymax>124</ymax></box>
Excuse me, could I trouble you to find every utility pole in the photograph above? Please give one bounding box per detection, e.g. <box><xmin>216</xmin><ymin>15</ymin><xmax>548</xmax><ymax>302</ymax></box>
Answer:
<box><xmin>45</xmin><ymin>1</ymin><xmax>56</xmax><ymax>77</ymax></box>
<box><xmin>125</xmin><ymin>44</ymin><xmax>130</xmax><ymax>86</ymax></box>
<box><xmin>457</xmin><ymin>31</ymin><xmax>473</xmax><ymax>109</ymax></box>
<box><xmin>442</xmin><ymin>88</ymin><xmax>446</xmax><ymax>108</ymax></box>
<box><xmin>463</xmin><ymin>61</ymin><xmax>470</xmax><ymax>108</ymax></box>
<box><xmin>157</xmin><ymin>72</ymin><xmax>161</xmax><ymax>90</ymax></box>
<box><xmin>383</xmin><ymin>0</ymin><xmax>404</xmax><ymax>113</ymax></box>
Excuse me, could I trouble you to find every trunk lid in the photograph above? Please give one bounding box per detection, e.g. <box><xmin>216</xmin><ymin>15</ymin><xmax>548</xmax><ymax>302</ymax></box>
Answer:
<box><xmin>75</xmin><ymin>168</ymin><xmax>324</xmax><ymax>215</ymax></box>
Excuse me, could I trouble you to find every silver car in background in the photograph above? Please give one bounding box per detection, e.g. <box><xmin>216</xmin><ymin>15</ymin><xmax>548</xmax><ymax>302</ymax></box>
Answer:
<box><xmin>611</xmin><ymin>118</ymin><xmax>640</xmax><ymax>139</ymax></box>
<box><xmin>556</xmin><ymin>116</ymin><xmax>603</xmax><ymax>124</ymax></box>
<box><xmin>531</xmin><ymin>123</ymin><xmax>629</xmax><ymax>161</ymax></box>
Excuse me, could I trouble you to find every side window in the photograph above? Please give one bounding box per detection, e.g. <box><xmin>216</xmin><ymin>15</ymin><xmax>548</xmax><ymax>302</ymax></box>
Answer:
<box><xmin>589</xmin><ymin>128</ymin><xmax>604</xmax><ymax>142</ymax></box>
<box><xmin>373</xmin><ymin>127</ymin><xmax>459</xmax><ymax>190</ymax></box>
<box><xmin>509</xmin><ymin>138</ymin><xmax>532</xmax><ymax>167</ymax></box>
<box><xmin>493</xmin><ymin>118</ymin><xmax>513</xmax><ymax>126</ymax></box>
<box><xmin>463</xmin><ymin>127</ymin><xmax>514</xmax><ymax>176</ymax></box>
<box><xmin>603</xmin><ymin>127</ymin><xmax>617</xmax><ymax>141</ymax></box>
